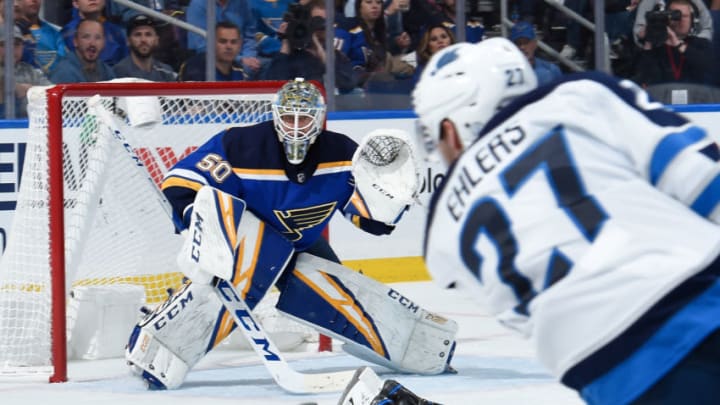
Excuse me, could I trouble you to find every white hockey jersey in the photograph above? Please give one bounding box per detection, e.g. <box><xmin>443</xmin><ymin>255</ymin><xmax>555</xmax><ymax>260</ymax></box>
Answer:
<box><xmin>424</xmin><ymin>72</ymin><xmax>720</xmax><ymax>405</ymax></box>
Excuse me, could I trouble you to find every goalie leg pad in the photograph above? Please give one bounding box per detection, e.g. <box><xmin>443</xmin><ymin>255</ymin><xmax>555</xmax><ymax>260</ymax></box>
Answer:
<box><xmin>130</xmin><ymin>187</ymin><xmax>298</xmax><ymax>389</ymax></box>
<box><xmin>276</xmin><ymin>253</ymin><xmax>457</xmax><ymax>375</ymax></box>
<box><xmin>125</xmin><ymin>281</ymin><xmax>223</xmax><ymax>389</ymax></box>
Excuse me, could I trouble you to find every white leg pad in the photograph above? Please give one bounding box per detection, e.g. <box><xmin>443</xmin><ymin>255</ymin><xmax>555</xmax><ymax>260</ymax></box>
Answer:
<box><xmin>282</xmin><ymin>254</ymin><xmax>458</xmax><ymax>375</ymax></box>
<box><xmin>398</xmin><ymin>309</ymin><xmax>457</xmax><ymax>374</ymax></box>
<box><xmin>340</xmin><ymin>306</ymin><xmax>457</xmax><ymax>375</ymax></box>
<box><xmin>126</xmin><ymin>328</ymin><xmax>191</xmax><ymax>390</ymax></box>
<box><xmin>125</xmin><ymin>281</ymin><xmax>222</xmax><ymax>389</ymax></box>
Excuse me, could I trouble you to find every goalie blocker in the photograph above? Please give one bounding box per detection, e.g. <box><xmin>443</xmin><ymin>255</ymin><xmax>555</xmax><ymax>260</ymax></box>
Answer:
<box><xmin>126</xmin><ymin>186</ymin><xmax>457</xmax><ymax>389</ymax></box>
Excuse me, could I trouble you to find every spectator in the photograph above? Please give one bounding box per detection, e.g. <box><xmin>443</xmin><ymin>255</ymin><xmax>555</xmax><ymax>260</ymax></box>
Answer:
<box><xmin>262</xmin><ymin>0</ymin><xmax>358</xmax><ymax>93</ymax></box>
<box><xmin>185</xmin><ymin>0</ymin><xmax>262</xmax><ymax>77</ymax></box>
<box><xmin>605</xmin><ymin>0</ymin><xmax>641</xmax><ymax>74</ymax></box>
<box><xmin>341</xmin><ymin>0</ymin><xmax>414</xmax><ymax>85</ymax></box>
<box><xmin>0</xmin><ymin>23</ymin><xmax>51</xmax><ymax>118</ymax></box>
<box><xmin>384</xmin><ymin>0</ymin><xmax>413</xmax><ymax>56</ymax></box>
<box><xmin>342</xmin><ymin>0</ymin><xmax>388</xmax><ymax>74</ymax></box>
<box><xmin>559</xmin><ymin>0</ymin><xmax>592</xmax><ymax>61</ymax></box>
<box><xmin>0</xmin><ymin>0</ymin><xmax>21</xmax><ymax>25</ymax></box>
<box><xmin>50</xmin><ymin>18</ymin><xmax>116</xmax><ymax>83</ymax></box>
<box><xmin>399</xmin><ymin>0</ymin><xmax>447</xmax><ymax>52</ymax></box>
<box><xmin>634</xmin><ymin>0</ymin><xmax>714</xmax><ymax>86</ymax></box>
<box><xmin>15</xmin><ymin>0</ymin><xmax>67</xmax><ymax>75</ymax></box>
<box><xmin>113</xmin><ymin>15</ymin><xmax>176</xmax><ymax>81</ymax></box>
<box><xmin>106</xmin><ymin>0</ymin><xmax>188</xmax><ymax>70</ymax></box>
<box><xmin>60</xmin><ymin>0</ymin><xmax>128</xmax><ymax>66</ymax></box>
<box><xmin>634</xmin><ymin>0</ymin><xmax>713</xmax><ymax>47</ymax></box>
<box><xmin>510</xmin><ymin>21</ymin><xmax>562</xmax><ymax>86</ymax></box>
<box><xmin>429</xmin><ymin>0</ymin><xmax>484</xmax><ymax>44</ymax></box>
<box><xmin>411</xmin><ymin>23</ymin><xmax>454</xmax><ymax>84</ymax></box>
<box><xmin>250</xmin><ymin>0</ymin><xmax>294</xmax><ymax>58</ymax></box>
<box><xmin>606</xmin><ymin>0</ymin><xmax>641</xmax><ymax>44</ymax></box>
<box><xmin>178</xmin><ymin>20</ymin><xmax>247</xmax><ymax>81</ymax></box>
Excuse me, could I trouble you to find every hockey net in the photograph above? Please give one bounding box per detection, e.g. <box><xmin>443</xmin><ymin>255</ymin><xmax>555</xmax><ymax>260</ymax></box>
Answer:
<box><xmin>0</xmin><ymin>80</ymin><xmax>329</xmax><ymax>382</ymax></box>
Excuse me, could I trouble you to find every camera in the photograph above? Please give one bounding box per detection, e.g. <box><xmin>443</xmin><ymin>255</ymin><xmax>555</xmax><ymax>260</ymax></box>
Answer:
<box><xmin>644</xmin><ymin>5</ymin><xmax>682</xmax><ymax>48</ymax></box>
<box><xmin>281</xmin><ymin>3</ymin><xmax>326</xmax><ymax>50</ymax></box>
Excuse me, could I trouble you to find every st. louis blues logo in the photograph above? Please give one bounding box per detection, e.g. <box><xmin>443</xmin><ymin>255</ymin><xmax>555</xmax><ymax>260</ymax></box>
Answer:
<box><xmin>273</xmin><ymin>202</ymin><xmax>337</xmax><ymax>241</ymax></box>
<box><xmin>430</xmin><ymin>47</ymin><xmax>460</xmax><ymax>76</ymax></box>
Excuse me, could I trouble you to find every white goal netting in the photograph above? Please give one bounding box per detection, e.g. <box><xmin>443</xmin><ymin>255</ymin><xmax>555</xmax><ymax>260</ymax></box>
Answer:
<box><xmin>0</xmin><ymin>80</ymin><xmax>322</xmax><ymax>380</ymax></box>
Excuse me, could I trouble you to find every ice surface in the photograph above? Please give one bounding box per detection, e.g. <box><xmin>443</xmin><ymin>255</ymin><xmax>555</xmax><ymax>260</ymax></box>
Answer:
<box><xmin>0</xmin><ymin>282</ymin><xmax>583</xmax><ymax>405</ymax></box>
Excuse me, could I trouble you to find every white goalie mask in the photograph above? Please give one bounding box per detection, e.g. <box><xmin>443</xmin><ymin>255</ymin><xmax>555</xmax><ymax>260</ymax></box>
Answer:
<box><xmin>412</xmin><ymin>38</ymin><xmax>537</xmax><ymax>157</ymax></box>
<box><xmin>272</xmin><ymin>78</ymin><xmax>327</xmax><ymax>165</ymax></box>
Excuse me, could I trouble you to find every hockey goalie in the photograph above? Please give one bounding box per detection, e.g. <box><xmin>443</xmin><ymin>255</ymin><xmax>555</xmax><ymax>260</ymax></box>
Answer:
<box><xmin>124</xmin><ymin>79</ymin><xmax>457</xmax><ymax>390</ymax></box>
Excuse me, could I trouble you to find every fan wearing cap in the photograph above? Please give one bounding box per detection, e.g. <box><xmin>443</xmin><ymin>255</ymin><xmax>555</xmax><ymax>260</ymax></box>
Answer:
<box><xmin>510</xmin><ymin>21</ymin><xmax>562</xmax><ymax>86</ymax></box>
<box><xmin>113</xmin><ymin>15</ymin><xmax>177</xmax><ymax>81</ymax></box>
<box><xmin>0</xmin><ymin>23</ymin><xmax>51</xmax><ymax>118</ymax></box>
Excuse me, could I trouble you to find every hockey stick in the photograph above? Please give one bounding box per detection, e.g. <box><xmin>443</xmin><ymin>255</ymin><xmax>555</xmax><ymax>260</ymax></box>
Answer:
<box><xmin>87</xmin><ymin>95</ymin><xmax>356</xmax><ymax>393</ymax></box>
<box><xmin>215</xmin><ymin>278</ymin><xmax>356</xmax><ymax>393</ymax></box>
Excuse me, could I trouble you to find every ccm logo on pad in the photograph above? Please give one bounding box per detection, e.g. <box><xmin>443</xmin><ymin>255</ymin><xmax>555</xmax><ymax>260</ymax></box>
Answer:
<box><xmin>190</xmin><ymin>212</ymin><xmax>205</xmax><ymax>262</ymax></box>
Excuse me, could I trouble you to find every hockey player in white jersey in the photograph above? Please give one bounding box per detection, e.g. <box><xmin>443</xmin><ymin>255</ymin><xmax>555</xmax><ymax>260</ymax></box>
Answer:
<box><xmin>341</xmin><ymin>38</ymin><xmax>720</xmax><ymax>405</ymax></box>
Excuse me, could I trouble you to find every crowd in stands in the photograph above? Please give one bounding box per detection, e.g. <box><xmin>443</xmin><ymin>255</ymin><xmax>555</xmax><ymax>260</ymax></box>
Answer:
<box><xmin>2</xmin><ymin>0</ymin><xmax>720</xmax><ymax>118</ymax></box>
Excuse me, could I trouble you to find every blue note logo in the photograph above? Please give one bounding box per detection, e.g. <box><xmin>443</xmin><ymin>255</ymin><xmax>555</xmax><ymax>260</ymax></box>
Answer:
<box><xmin>273</xmin><ymin>202</ymin><xmax>336</xmax><ymax>241</ymax></box>
<box><xmin>431</xmin><ymin>48</ymin><xmax>459</xmax><ymax>76</ymax></box>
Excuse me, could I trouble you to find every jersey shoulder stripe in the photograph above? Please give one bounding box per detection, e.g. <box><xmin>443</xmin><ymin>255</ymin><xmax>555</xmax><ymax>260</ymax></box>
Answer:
<box><xmin>317</xmin><ymin>160</ymin><xmax>353</xmax><ymax>173</ymax></box>
<box><xmin>649</xmin><ymin>126</ymin><xmax>707</xmax><ymax>185</ymax></box>
<box><xmin>162</xmin><ymin>168</ymin><xmax>209</xmax><ymax>191</ymax></box>
<box><xmin>233</xmin><ymin>168</ymin><xmax>287</xmax><ymax>180</ymax></box>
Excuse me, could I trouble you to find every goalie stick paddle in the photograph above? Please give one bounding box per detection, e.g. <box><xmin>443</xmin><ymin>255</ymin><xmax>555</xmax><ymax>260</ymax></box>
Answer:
<box><xmin>88</xmin><ymin>96</ymin><xmax>356</xmax><ymax>394</ymax></box>
<box><xmin>215</xmin><ymin>278</ymin><xmax>356</xmax><ymax>393</ymax></box>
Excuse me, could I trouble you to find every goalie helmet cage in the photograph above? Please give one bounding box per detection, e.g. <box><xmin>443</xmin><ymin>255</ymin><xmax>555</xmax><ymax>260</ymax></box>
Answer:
<box><xmin>0</xmin><ymin>80</ymin><xmax>331</xmax><ymax>383</ymax></box>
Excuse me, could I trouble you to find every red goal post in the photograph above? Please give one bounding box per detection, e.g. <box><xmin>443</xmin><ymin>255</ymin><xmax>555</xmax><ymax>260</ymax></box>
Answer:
<box><xmin>0</xmin><ymin>80</ymin><xmax>331</xmax><ymax>383</ymax></box>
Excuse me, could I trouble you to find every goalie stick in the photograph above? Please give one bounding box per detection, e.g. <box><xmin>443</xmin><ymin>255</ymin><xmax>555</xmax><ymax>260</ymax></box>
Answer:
<box><xmin>214</xmin><ymin>278</ymin><xmax>356</xmax><ymax>393</ymax></box>
<box><xmin>87</xmin><ymin>95</ymin><xmax>356</xmax><ymax>393</ymax></box>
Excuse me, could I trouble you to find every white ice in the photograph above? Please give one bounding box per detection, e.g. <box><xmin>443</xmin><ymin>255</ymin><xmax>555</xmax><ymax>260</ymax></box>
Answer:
<box><xmin>0</xmin><ymin>282</ymin><xmax>584</xmax><ymax>405</ymax></box>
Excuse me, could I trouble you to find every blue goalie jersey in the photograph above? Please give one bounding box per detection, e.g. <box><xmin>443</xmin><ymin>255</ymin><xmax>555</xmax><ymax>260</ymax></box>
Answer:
<box><xmin>162</xmin><ymin>120</ymin><xmax>393</xmax><ymax>251</ymax></box>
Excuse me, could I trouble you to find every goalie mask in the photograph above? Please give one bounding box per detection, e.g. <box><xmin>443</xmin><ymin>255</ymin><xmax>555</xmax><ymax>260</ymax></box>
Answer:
<box><xmin>412</xmin><ymin>38</ymin><xmax>537</xmax><ymax>157</ymax></box>
<box><xmin>272</xmin><ymin>78</ymin><xmax>327</xmax><ymax>165</ymax></box>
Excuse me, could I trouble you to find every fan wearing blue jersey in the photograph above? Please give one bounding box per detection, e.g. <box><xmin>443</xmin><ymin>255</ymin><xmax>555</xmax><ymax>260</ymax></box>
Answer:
<box><xmin>125</xmin><ymin>78</ymin><xmax>458</xmax><ymax>390</ymax></box>
<box><xmin>342</xmin><ymin>38</ymin><xmax>720</xmax><ymax>405</ymax></box>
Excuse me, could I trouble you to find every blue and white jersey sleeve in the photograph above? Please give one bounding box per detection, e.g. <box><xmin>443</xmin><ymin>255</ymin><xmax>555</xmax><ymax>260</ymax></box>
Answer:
<box><xmin>561</xmin><ymin>75</ymin><xmax>720</xmax><ymax>223</ymax></box>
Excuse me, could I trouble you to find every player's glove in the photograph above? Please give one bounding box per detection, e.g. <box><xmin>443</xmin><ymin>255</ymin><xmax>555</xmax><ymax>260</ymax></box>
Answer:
<box><xmin>349</xmin><ymin>129</ymin><xmax>421</xmax><ymax>225</ymax></box>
